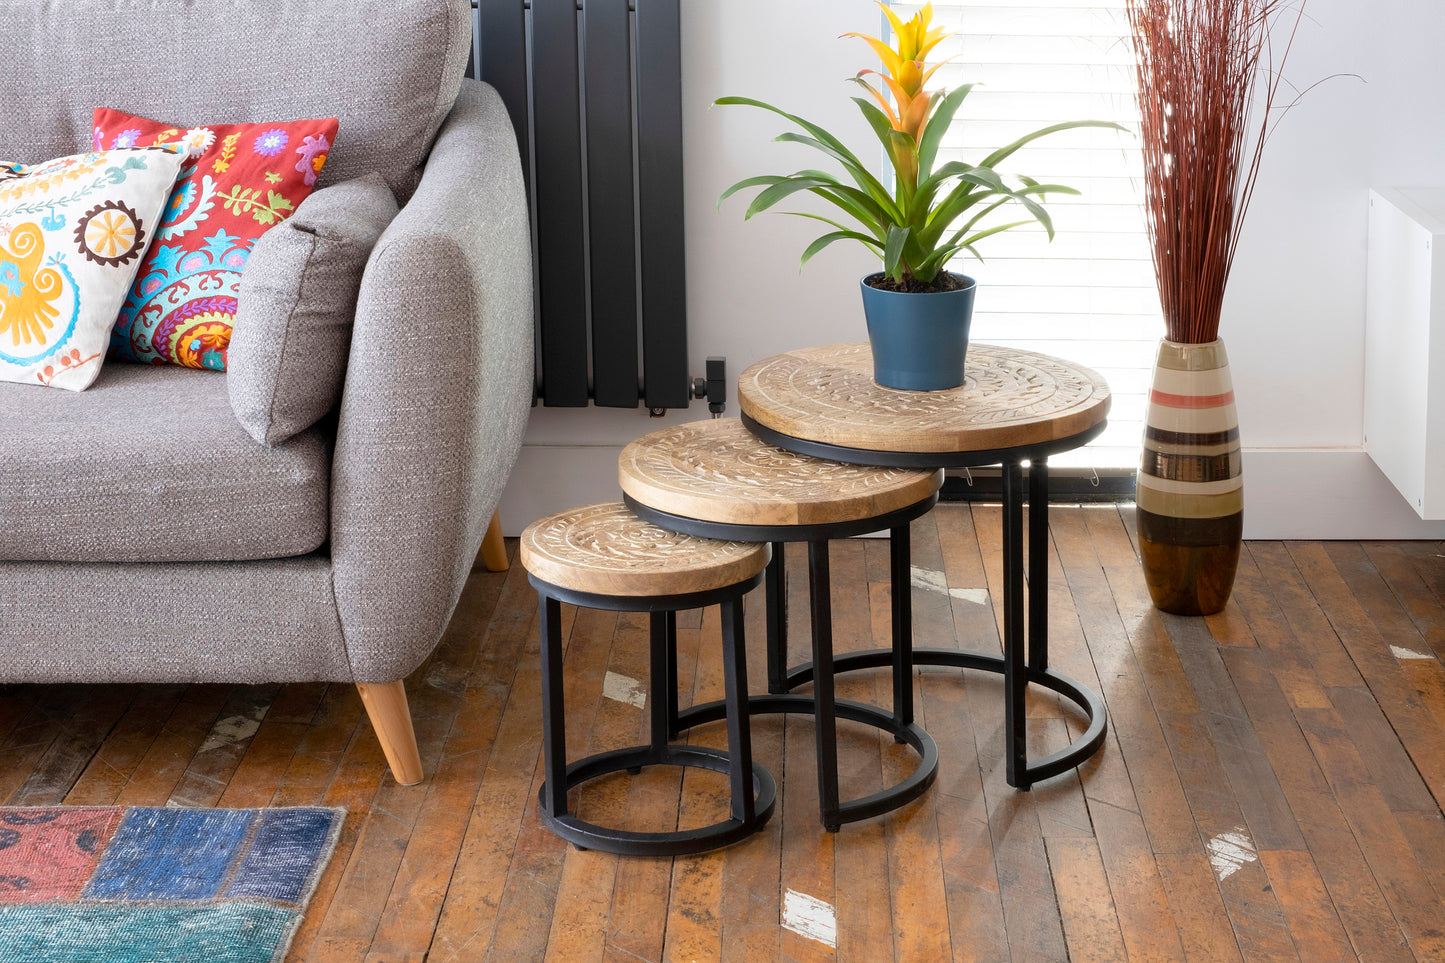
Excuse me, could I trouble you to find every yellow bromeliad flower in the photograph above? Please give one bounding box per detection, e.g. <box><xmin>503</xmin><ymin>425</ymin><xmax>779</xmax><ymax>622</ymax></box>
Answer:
<box><xmin>844</xmin><ymin>3</ymin><xmax>950</xmax><ymax>183</ymax></box>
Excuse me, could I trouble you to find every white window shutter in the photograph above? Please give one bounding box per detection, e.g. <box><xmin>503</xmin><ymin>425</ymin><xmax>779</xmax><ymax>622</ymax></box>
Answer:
<box><xmin>892</xmin><ymin>1</ymin><xmax>1156</xmax><ymax>468</ymax></box>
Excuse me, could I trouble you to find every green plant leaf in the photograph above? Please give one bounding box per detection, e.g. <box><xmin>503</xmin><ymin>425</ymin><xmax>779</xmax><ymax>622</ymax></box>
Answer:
<box><xmin>801</xmin><ymin>229</ymin><xmax>883</xmax><ymax>266</ymax></box>
<box><xmin>915</xmin><ymin>245</ymin><xmax>960</xmax><ymax>277</ymax></box>
<box><xmin>744</xmin><ymin>175</ymin><xmax>842</xmax><ymax>219</ymax></box>
<box><xmin>1017</xmin><ymin>182</ymin><xmax>1082</xmax><ymax>198</ymax></box>
<box><xmin>781</xmin><ymin>209</ymin><xmax>878</xmax><ymax>237</ymax></box>
<box><xmin>960</xmin><ymin>219</ymin><xmax>1032</xmax><ymax>249</ymax></box>
<box><xmin>716</xmin><ymin>95</ymin><xmax>898</xmax><ymax>214</ymax></box>
<box><xmin>850</xmin><ymin>94</ymin><xmax>897</xmax><ymax>147</ymax></box>
<box><xmin>942</xmin><ymin>196</ymin><xmax>1013</xmax><ymax>246</ymax></box>
<box><xmin>1015</xmin><ymin>192</ymin><xmax>1056</xmax><ymax>239</ymax></box>
<box><xmin>916</xmin><ymin>84</ymin><xmax>975</xmax><ymax>180</ymax></box>
<box><xmin>916</xmin><ymin>160</ymin><xmax>974</xmax><ymax>192</ymax></box>
<box><xmin>718</xmin><ymin>174</ymin><xmax>789</xmax><ymax>209</ymax></box>
<box><xmin>955</xmin><ymin>168</ymin><xmax>1009</xmax><ymax>194</ymax></box>
<box><xmin>919</xmin><ymin>174</ymin><xmax>1000</xmax><ymax>234</ymax></box>
<box><xmin>719</xmin><ymin>169</ymin><xmax>889</xmax><ymax>237</ymax></box>
<box><xmin>884</xmin><ymin>137</ymin><xmax>920</xmax><ymax>217</ymax></box>
<box><xmin>912</xmin><ymin>160</ymin><xmax>978</xmax><ymax>218</ymax></box>
<box><xmin>808</xmin><ymin>186</ymin><xmax>888</xmax><ymax>237</ymax></box>
<box><xmin>978</xmin><ymin>120</ymin><xmax>1126</xmax><ymax>171</ymax></box>
<box><xmin>883</xmin><ymin>224</ymin><xmax>910</xmax><ymax>279</ymax></box>
<box><xmin>849</xmin><ymin>96</ymin><xmax>917</xmax><ymax>203</ymax></box>
<box><xmin>772</xmin><ymin>132</ymin><xmax>899</xmax><ymax>220</ymax></box>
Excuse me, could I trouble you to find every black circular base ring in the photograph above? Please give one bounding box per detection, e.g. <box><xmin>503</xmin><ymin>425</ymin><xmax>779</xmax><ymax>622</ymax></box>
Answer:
<box><xmin>788</xmin><ymin>648</ymin><xmax>1106</xmax><ymax>787</ymax></box>
<box><xmin>538</xmin><ymin>744</ymin><xmax>777</xmax><ymax>856</ymax></box>
<box><xmin>676</xmin><ymin>694</ymin><xmax>939</xmax><ymax>829</ymax></box>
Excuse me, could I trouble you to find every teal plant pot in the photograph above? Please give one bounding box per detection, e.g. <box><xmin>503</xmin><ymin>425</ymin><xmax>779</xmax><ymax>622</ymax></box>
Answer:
<box><xmin>860</xmin><ymin>273</ymin><xmax>977</xmax><ymax>391</ymax></box>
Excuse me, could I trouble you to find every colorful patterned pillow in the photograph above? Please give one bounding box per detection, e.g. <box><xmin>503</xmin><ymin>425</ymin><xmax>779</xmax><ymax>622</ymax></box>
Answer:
<box><xmin>92</xmin><ymin>109</ymin><xmax>340</xmax><ymax>371</ymax></box>
<box><xmin>0</xmin><ymin>146</ymin><xmax>186</xmax><ymax>391</ymax></box>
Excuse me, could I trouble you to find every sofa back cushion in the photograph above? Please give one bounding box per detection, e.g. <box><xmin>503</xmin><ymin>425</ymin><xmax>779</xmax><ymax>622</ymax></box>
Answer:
<box><xmin>0</xmin><ymin>0</ymin><xmax>469</xmax><ymax>203</ymax></box>
<box><xmin>230</xmin><ymin>173</ymin><xmax>399</xmax><ymax>447</ymax></box>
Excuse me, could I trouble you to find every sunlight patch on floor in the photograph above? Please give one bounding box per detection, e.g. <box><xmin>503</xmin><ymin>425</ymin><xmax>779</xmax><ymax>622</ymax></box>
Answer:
<box><xmin>602</xmin><ymin>671</ymin><xmax>648</xmax><ymax>708</ymax></box>
<box><xmin>782</xmin><ymin>889</ymin><xmax>837</xmax><ymax>949</ymax></box>
<box><xmin>1207</xmin><ymin>828</ymin><xmax>1257</xmax><ymax>882</ymax></box>
<box><xmin>911</xmin><ymin>566</ymin><xmax>989</xmax><ymax>605</ymax></box>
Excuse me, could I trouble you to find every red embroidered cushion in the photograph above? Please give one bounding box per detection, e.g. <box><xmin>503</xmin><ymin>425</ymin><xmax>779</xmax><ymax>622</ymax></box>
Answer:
<box><xmin>92</xmin><ymin>109</ymin><xmax>340</xmax><ymax>370</ymax></box>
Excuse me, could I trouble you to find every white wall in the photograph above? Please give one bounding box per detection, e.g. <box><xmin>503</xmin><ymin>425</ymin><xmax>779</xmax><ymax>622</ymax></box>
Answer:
<box><xmin>499</xmin><ymin>0</ymin><xmax>1445</xmax><ymax>539</ymax></box>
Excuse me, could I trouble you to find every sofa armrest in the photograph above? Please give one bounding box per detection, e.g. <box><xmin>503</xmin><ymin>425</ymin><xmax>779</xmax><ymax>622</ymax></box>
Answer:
<box><xmin>330</xmin><ymin>79</ymin><xmax>533</xmax><ymax>682</ymax></box>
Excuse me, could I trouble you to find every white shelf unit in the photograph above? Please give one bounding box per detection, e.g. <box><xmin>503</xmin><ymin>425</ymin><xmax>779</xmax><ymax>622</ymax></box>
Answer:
<box><xmin>1364</xmin><ymin>187</ymin><xmax>1445</xmax><ymax>520</ymax></box>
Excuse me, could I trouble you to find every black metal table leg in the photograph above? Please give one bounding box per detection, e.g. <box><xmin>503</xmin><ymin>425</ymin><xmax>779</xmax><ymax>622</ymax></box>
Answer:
<box><xmin>891</xmin><ymin>522</ymin><xmax>913</xmax><ymax>731</ymax></box>
<box><xmin>649</xmin><ymin>611</ymin><xmax>670</xmax><ymax>755</ymax></box>
<box><xmin>1029</xmin><ymin>456</ymin><xmax>1050</xmax><ymax>673</ymax></box>
<box><xmin>809</xmin><ymin>540</ymin><xmax>842</xmax><ymax>831</ymax></box>
<box><xmin>664</xmin><ymin>610</ymin><xmax>679</xmax><ymax>739</ymax></box>
<box><xmin>721</xmin><ymin>595</ymin><xmax>756</xmax><ymax>824</ymax></box>
<box><xmin>539</xmin><ymin>595</ymin><xmax>569</xmax><ymax>816</ymax></box>
<box><xmin>1002</xmin><ymin>460</ymin><xmax>1029</xmax><ymax>788</ymax></box>
<box><xmin>766</xmin><ymin>544</ymin><xmax>789</xmax><ymax>695</ymax></box>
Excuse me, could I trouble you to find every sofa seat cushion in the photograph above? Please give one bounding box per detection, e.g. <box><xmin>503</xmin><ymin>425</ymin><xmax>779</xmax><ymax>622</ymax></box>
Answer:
<box><xmin>0</xmin><ymin>364</ymin><xmax>330</xmax><ymax>562</ymax></box>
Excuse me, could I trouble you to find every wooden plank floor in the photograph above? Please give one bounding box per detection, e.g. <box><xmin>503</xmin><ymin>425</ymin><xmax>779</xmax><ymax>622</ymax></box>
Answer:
<box><xmin>3</xmin><ymin>504</ymin><xmax>1445</xmax><ymax>961</ymax></box>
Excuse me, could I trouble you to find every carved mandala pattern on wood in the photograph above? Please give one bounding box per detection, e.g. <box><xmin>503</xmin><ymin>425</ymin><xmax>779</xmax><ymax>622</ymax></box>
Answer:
<box><xmin>620</xmin><ymin>419</ymin><xmax>941</xmax><ymax>526</ymax></box>
<box><xmin>737</xmin><ymin>343</ymin><xmax>1111</xmax><ymax>454</ymax></box>
<box><xmin>520</xmin><ymin>502</ymin><xmax>769</xmax><ymax>597</ymax></box>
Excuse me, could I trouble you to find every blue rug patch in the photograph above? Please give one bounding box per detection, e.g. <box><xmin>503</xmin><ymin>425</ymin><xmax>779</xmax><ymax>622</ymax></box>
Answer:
<box><xmin>0</xmin><ymin>903</ymin><xmax>298</xmax><ymax>963</ymax></box>
<box><xmin>226</xmin><ymin>808</ymin><xmax>337</xmax><ymax>903</ymax></box>
<box><xmin>86</xmin><ymin>807</ymin><xmax>254</xmax><ymax>901</ymax></box>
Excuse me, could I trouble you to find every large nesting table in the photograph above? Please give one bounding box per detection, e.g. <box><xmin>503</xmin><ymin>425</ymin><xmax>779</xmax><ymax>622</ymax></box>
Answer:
<box><xmin>738</xmin><ymin>342</ymin><xmax>1113</xmax><ymax>789</ymax></box>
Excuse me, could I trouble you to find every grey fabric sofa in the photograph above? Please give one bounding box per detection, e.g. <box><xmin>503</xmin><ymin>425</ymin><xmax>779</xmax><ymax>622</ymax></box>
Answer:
<box><xmin>0</xmin><ymin>0</ymin><xmax>533</xmax><ymax>784</ymax></box>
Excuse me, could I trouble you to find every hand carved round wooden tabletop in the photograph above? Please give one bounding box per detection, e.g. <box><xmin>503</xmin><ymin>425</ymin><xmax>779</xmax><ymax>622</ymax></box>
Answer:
<box><xmin>519</xmin><ymin>502</ymin><xmax>771</xmax><ymax>597</ymax></box>
<box><xmin>619</xmin><ymin>418</ymin><xmax>943</xmax><ymax>527</ymax></box>
<box><xmin>738</xmin><ymin>342</ymin><xmax>1111</xmax><ymax>454</ymax></box>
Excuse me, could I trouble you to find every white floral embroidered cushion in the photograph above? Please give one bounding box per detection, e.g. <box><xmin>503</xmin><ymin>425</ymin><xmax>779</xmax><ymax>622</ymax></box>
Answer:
<box><xmin>0</xmin><ymin>146</ymin><xmax>185</xmax><ymax>390</ymax></box>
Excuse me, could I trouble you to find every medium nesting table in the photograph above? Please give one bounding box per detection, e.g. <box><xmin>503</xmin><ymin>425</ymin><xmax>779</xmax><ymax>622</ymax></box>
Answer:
<box><xmin>738</xmin><ymin>342</ymin><xmax>1113</xmax><ymax>789</ymax></box>
<box><xmin>620</xmin><ymin>418</ymin><xmax>943</xmax><ymax>831</ymax></box>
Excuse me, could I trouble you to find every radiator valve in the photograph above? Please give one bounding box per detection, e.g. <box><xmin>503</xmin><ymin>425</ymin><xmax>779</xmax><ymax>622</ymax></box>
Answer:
<box><xmin>691</xmin><ymin>356</ymin><xmax>727</xmax><ymax>418</ymax></box>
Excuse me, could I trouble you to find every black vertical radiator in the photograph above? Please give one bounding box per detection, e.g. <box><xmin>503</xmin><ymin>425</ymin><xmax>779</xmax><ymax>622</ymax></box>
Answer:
<box><xmin>468</xmin><ymin>0</ymin><xmax>695</xmax><ymax>411</ymax></box>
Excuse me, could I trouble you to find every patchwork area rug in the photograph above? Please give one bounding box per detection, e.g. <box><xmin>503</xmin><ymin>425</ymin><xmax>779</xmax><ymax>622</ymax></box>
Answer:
<box><xmin>0</xmin><ymin>806</ymin><xmax>343</xmax><ymax>963</ymax></box>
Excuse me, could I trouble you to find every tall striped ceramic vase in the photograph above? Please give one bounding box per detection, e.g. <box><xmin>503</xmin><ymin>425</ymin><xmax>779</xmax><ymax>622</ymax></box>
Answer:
<box><xmin>1136</xmin><ymin>338</ymin><xmax>1243</xmax><ymax>615</ymax></box>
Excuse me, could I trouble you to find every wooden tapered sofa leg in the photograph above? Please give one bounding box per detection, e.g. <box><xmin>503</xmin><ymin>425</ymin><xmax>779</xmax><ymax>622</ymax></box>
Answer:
<box><xmin>357</xmin><ymin>681</ymin><xmax>424</xmax><ymax>785</ymax></box>
<box><xmin>477</xmin><ymin>509</ymin><xmax>509</xmax><ymax>572</ymax></box>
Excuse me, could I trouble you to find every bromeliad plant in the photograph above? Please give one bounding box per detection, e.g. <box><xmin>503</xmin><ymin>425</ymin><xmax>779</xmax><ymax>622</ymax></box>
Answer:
<box><xmin>718</xmin><ymin>2</ymin><xmax>1122</xmax><ymax>292</ymax></box>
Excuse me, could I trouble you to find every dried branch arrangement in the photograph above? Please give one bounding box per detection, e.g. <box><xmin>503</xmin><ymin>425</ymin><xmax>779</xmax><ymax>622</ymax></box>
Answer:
<box><xmin>1127</xmin><ymin>0</ymin><xmax>1304</xmax><ymax>343</ymax></box>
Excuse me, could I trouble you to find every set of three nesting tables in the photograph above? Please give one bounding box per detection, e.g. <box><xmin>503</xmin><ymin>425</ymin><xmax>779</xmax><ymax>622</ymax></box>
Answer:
<box><xmin>519</xmin><ymin>343</ymin><xmax>1113</xmax><ymax>855</ymax></box>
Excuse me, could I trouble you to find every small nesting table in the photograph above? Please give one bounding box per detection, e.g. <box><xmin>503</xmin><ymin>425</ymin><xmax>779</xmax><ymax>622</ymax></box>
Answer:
<box><xmin>738</xmin><ymin>342</ymin><xmax>1113</xmax><ymax>789</ymax></box>
<box><xmin>620</xmin><ymin>418</ymin><xmax>943</xmax><ymax>831</ymax></box>
<box><xmin>520</xmin><ymin>503</ymin><xmax>776</xmax><ymax>855</ymax></box>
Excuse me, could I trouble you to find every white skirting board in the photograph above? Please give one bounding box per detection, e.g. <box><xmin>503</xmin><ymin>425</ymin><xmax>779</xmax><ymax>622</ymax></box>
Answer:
<box><xmin>496</xmin><ymin>444</ymin><xmax>1445</xmax><ymax>541</ymax></box>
